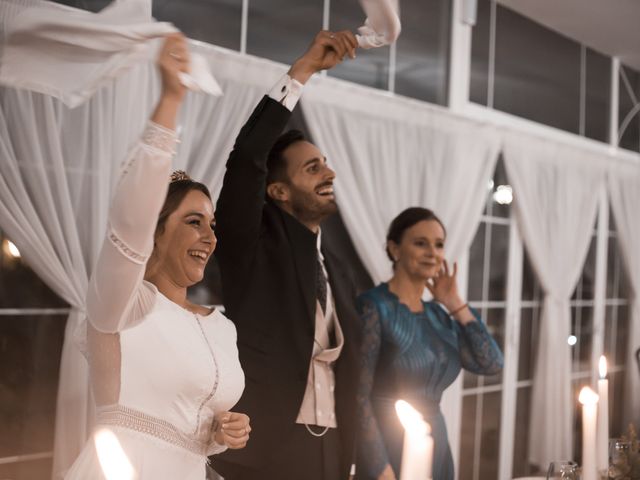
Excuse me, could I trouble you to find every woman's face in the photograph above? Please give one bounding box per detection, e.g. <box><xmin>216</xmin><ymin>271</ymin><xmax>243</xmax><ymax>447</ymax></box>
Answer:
<box><xmin>153</xmin><ymin>190</ymin><xmax>216</xmax><ymax>287</ymax></box>
<box><xmin>389</xmin><ymin>219</ymin><xmax>445</xmax><ymax>281</ymax></box>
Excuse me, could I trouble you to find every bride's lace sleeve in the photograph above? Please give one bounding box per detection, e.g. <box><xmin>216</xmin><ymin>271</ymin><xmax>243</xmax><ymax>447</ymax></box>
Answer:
<box><xmin>356</xmin><ymin>294</ymin><xmax>391</xmax><ymax>478</ymax></box>
<box><xmin>86</xmin><ymin>122</ymin><xmax>177</xmax><ymax>333</ymax></box>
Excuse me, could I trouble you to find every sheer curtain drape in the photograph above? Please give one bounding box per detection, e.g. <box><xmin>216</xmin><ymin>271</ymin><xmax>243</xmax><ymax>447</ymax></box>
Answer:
<box><xmin>0</xmin><ymin>64</ymin><xmax>156</xmax><ymax>479</ymax></box>
<box><xmin>503</xmin><ymin>132</ymin><xmax>606</xmax><ymax>468</ymax></box>
<box><xmin>607</xmin><ymin>164</ymin><xmax>640</xmax><ymax>429</ymax></box>
<box><xmin>301</xmin><ymin>78</ymin><xmax>500</xmax><ymax>284</ymax></box>
<box><xmin>0</xmin><ymin>39</ymin><xmax>284</xmax><ymax>476</ymax></box>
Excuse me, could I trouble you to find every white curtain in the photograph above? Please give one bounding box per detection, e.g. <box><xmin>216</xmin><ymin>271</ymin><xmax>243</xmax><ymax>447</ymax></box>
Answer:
<box><xmin>0</xmin><ymin>37</ymin><xmax>284</xmax><ymax>476</ymax></box>
<box><xmin>0</xmin><ymin>62</ymin><xmax>156</xmax><ymax>479</ymax></box>
<box><xmin>301</xmin><ymin>77</ymin><xmax>501</xmax><ymax>284</ymax></box>
<box><xmin>607</xmin><ymin>163</ymin><xmax>640</xmax><ymax>430</ymax></box>
<box><xmin>503</xmin><ymin>132</ymin><xmax>606</xmax><ymax>467</ymax></box>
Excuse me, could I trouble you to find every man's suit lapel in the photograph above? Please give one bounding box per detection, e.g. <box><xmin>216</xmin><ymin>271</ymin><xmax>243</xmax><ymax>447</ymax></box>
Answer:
<box><xmin>279</xmin><ymin>208</ymin><xmax>317</xmax><ymax>332</ymax></box>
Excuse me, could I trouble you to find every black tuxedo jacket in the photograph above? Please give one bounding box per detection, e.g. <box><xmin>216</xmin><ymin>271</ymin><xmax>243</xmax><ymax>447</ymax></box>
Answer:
<box><xmin>211</xmin><ymin>96</ymin><xmax>361</xmax><ymax>478</ymax></box>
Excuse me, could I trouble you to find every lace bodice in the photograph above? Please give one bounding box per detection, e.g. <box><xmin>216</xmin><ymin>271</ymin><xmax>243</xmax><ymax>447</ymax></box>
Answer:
<box><xmin>355</xmin><ymin>283</ymin><xmax>503</xmax><ymax>479</ymax></box>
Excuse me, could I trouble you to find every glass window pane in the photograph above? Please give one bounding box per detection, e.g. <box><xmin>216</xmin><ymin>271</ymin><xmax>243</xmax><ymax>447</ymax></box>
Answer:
<box><xmin>0</xmin><ymin>315</ymin><xmax>66</xmax><ymax>458</ymax></box>
<box><xmin>518</xmin><ymin>307</ymin><xmax>540</xmax><ymax>382</ymax></box>
<box><xmin>521</xmin><ymin>251</ymin><xmax>543</xmax><ymax>302</ymax></box>
<box><xmin>154</xmin><ymin>0</ymin><xmax>243</xmax><ymax>51</ymax></box>
<box><xmin>469</xmin><ymin>0</ymin><xmax>491</xmax><ymax>106</ymax></box>
<box><xmin>488</xmin><ymin>224</ymin><xmax>508</xmax><ymax>301</ymax></box>
<box><xmin>459</xmin><ymin>394</ymin><xmax>478</xmax><ymax>480</ymax></box>
<box><xmin>482</xmin><ymin>308</ymin><xmax>505</xmax><ymax>386</ymax></box>
<box><xmin>606</xmin><ymin>235</ymin><xmax>621</xmax><ymax>298</ymax></box>
<box><xmin>329</xmin><ymin>2</ymin><xmax>390</xmax><ymax>90</ymax></box>
<box><xmin>572</xmin><ymin>234</ymin><xmax>596</xmax><ymax>301</ymax></box>
<box><xmin>394</xmin><ymin>0</ymin><xmax>451</xmax><ymax>104</ymax></box>
<box><xmin>0</xmin><ymin>233</ymin><xmax>68</xmax><ymax>309</ymax></box>
<box><xmin>618</xmin><ymin>64</ymin><xmax>640</xmax><ymax>153</ymax></box>
<box><xmin>604</xmin><ymin>305</ymin><xmax>618</xmax><ymax>362</ymax></box>
<box><xmin>571</xmin><ymin>306</ymin><xmax>593</xmax><ymax>373</ymax></box>
<box><xmin>609</xmin><ymin>370</ymin><xmax>626</xmax><ymax>437</ymax></box>
<box><xmin>512</xmin><ymin>386</ymin><xmax>539</xmax><ymax>477</ymax></box>
<box><xmin>479</xmin><ymin>391</ymin><xmax>502</xmax><ymax>480</ymax></box>
<box><xmin>614</xmin><ymin>304</ymin><xmax>629</xmax><ymax>366</ymax></box>
<box><xmin>247</xmin><ymin>0</ymin><xmax>323</xmax><ymax>64</ymax></box>
<box><xmin>468</xmin><ymin>223</ymin><xmax>486</xmax><ymax>303</ymax></box>
<box><xmin>617</xmin><ymin>255</ymin><xmax>633</xmax><ymax>300</ymax></box>
<box><xmin>493</xmin><ymin>5</ymin><xmax>581</xmax><ymax>134</ymax></box>
<box><xmin>584</xmin><ymin>48</ymin><xmax>611</xmax><ymax>143</ymax></box>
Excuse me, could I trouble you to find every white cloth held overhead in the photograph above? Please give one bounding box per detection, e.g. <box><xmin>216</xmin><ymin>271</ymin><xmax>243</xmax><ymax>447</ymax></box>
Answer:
<box><xmin>356</xmin><ymin>0</ymin><xmax>401</xmax><ymax>49</ymax></box>
<box><xmin>0</xmin><ymin>0</ymin><xmax>222</xmax><ymax>108</ymax></box>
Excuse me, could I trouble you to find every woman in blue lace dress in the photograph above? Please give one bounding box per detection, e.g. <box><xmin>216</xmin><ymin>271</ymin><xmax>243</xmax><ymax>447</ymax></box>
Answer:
<box><xmin>355</xmin><ymin>207</ymin><xmax>503</xmax><ymax>480</ymax></box>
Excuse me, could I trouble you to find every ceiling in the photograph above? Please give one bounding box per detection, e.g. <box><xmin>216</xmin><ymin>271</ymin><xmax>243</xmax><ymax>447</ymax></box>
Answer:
<box><xmin>498</xmin><ymin>0</ymin><xmax>640</xmax><ymax>71</ymax></box>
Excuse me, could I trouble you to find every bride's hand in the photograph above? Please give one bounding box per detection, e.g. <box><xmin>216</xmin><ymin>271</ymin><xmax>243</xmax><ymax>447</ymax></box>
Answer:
<box><xmin>214</xmin><ymin>411</ymin><xmax>251</xmax><ymax>449</ymax></box>
<box><xmin>157</xmin><ymin>33</ymin><xmax>190</xmax><ymax>102</ymax></box>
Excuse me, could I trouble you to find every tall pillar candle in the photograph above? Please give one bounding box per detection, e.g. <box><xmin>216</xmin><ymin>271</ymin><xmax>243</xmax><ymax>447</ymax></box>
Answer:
<box><xmin>395</xmin><ymin>400</ymin><xmax>434</xmax><ymax>480</ymax></box>
<box><xmin>597</xmin><ymin>356</ymin><xmax>609</xmax><ymax>474</ymax></box>
<box><xmin>579</xmin><ymin>386</ymin><xmax>599</xmax><ymax>480</ymax></box>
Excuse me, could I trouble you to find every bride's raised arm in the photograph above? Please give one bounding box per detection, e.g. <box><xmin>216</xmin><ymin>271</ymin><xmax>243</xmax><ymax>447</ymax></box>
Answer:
<box><xmin>86</xmin><ymin>34</ymin><xmax>190</xmax><ymax>334</ymax></box>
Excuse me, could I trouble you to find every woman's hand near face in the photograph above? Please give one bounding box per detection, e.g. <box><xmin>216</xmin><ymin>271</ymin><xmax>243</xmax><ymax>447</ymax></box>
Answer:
<box><xmin>214</xmin><ymin>411</ymin><xmax>251</xmax><ymax>449</ymax></box>
<box><xmin>151</xmin><ymin>33</ymin><xmax>190</xmax><ymax>130</ymax></box>
<box><xmin>426</xmin><ymin>260</ymin><xmax>475</xmax><ymax>324</ymax></box>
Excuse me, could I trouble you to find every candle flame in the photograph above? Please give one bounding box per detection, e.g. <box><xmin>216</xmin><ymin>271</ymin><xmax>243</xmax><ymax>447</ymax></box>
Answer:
<box><xmin>2</xmin><ymin>239</ymin><xmax>20</xmax><ymax>259</ymax></box>
<box><xmin>94</xmin><ymin>428</ymin><xmax>136</xmax><ymax>480</ymax></box>
<box><xmin>578</xmin><ymin>386</ymin><xmax>599</xmax><ymax>406</ymax></box>
<box><xmin>395</xmin><ymin>400</ymin><xmax>431</xmax><ymax>437</ymax></box>
<box><xmin>599</xmin><ymin>355</ymin><xmax>607</xmax><ymax>379</ymax></box>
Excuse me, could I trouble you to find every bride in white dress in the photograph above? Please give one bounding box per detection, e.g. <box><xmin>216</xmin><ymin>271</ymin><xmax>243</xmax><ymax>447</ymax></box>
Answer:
<box><xmin>65</xmin><ymin>34</ymin><xmax>248</xmax><ymax>480</ymax></box>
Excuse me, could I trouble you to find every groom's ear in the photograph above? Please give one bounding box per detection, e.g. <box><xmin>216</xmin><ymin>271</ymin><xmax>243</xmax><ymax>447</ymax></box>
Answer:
<box><xmin>266</xmin><ymin>182</ymin><xmax>290</xmax><ymax>203</ymax></box>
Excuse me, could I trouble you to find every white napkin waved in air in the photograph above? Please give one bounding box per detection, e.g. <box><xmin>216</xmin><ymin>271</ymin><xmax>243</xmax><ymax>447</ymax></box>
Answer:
<box><xmin>356</xmin><ymin>0</ymin><xmax>401</xmax><ymax>49</ymax></box>
<box><xmin>0</xmin><ymin>0</ymin><xmax>222</xmax><ymax>108</ymax></box>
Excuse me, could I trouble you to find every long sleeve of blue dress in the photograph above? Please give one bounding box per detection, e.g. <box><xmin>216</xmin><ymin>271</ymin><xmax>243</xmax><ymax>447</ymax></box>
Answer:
<box><xmin>356</xmin><ymin>294</ymin><xmax>390</xmax><ymax>478</ymax></box>
<box><xmin>355</xmin><ymin>284</ymin><xmax>503</xmax><ymax>480</ymax></box>
<box><xmin>455</xmin><ymin>316</ymin><xmax>504</xmax><ymax>375</ymax></box>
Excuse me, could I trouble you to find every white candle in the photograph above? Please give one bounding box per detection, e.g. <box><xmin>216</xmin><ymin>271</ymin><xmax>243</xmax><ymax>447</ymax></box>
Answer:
<box><xmin>597</xmin><ymin>356</ymin><xmax>610</xmax><ymax>474</ymax></box>
<box><xmin>395</xmin><ymin>400</ymin><xmax>434</xmax><ymax>480</ymax></box>
<box><xmin>94</xmin><ymin>428</ymin><xmax>137</xmax><ymax>480</ymax></box>
<box><xmin>579</xmin><ymin>386</ymin><xmax>599</xmax><ymax>480</ymax></box>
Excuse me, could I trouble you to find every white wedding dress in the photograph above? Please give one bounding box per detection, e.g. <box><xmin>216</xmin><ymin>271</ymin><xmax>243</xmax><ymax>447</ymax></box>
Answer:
<box><xmin>65</xmin><ymin>122</ymin><xmax>244</xmax><ymax>480</ymax></box>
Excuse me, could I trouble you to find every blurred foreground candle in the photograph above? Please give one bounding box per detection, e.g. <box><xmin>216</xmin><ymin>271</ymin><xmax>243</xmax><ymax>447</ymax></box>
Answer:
<box><xmin>597</xmin><ymin>356</ymin><xmax>609</xmax><ymax>474</ymax></box>
<box><xmin>579</xmin><ymin>386</ymin><xmax>599</xmax><ymax>480</ymax></box>
<box><xmin>395</xmin><ymin>400</ymin><xmax>433</xmax><ymax>480</ymax></box>
<box><xmin>94</xmin><ymin>428</ymin><xmax>136</xmax><ymax>480</ymax></box>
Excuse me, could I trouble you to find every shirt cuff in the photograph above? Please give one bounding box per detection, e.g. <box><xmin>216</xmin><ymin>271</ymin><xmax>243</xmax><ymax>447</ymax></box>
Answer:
<box><xmin>268</xmin><ymin>74</ymin><xmax>305</xmax><ymax>112</ymax></box>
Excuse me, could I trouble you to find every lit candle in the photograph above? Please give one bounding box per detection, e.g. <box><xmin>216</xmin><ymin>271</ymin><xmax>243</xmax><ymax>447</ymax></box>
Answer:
<box><xmin>579</xmin><ymin>386</ymin><xmax>599</xmax><ymax>480</ymax></box>
<box><xmin>596</xmin><ymin>356</ymin><xmax>609</xmax><ymax>474</ymax></box>
<box><xmin>94</xmin><ymin>428</ymin><xmax>137</xmax><ymax>480</ymax></box>
<box><xmin>395</xmin><ymin>400</ymin><xmax>433</xmax><ymax>480</ymax></box>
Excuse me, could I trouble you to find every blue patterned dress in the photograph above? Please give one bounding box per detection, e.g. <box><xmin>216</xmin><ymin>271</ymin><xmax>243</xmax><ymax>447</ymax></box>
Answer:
<box><xmin>355</xmin><ymin>283</ymin><xmax>503</xmax><ymax>480</ymax></box>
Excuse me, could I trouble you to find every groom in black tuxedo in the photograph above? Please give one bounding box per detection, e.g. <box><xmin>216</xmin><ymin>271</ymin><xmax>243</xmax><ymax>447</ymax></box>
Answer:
<box><xmin>211</xmin><ymin>31</ymin><xmax>362</xmax><ymax>480</ymax></box>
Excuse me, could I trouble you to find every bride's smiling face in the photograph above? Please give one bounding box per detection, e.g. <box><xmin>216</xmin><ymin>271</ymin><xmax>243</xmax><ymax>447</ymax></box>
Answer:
<box><xmin>152</xmin><ymin>189</ymin><xmax>216</xmax><ymax>287</ymax></box>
